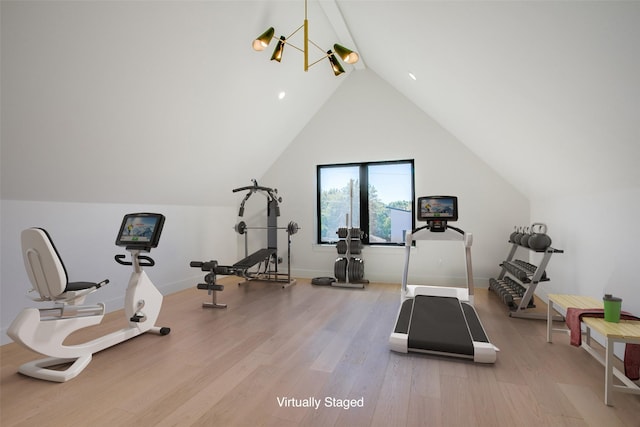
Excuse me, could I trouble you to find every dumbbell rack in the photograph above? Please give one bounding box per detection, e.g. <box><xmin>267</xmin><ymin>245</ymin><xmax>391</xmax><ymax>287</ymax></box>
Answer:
<box><xmin>489</xmin><ymin>243</ymin><xmax>563</xmax><ymax>320</ymax></box>
<box><xmin>333</xmin><ymin>226</ymin><xmax>368</xmax><ymax>288</ymax></box>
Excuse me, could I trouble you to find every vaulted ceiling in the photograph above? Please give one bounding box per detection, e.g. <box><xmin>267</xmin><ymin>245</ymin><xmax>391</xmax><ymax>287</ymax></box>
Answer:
<box><xmin>352</xmin><ymin>1</ymin><xmax>640</xmax><ymax>199</ymax></box>
<box><xmin>2</xmin><ymin>1</ymin><xmax>639</xmax><ymax>205</ymax></box>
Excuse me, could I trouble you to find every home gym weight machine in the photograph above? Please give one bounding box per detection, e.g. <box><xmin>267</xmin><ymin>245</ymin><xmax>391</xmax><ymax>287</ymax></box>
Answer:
<box><xmin>389</xmin><ymin>196</ymin><xmax>498</xmax><ymax>363</ymax></box>
<box><xmin>192</xmin><ymin>180</ymin><xmax>298</xmax><ymax>308</ymax></box>
<box><xmin>7</xmin><ymin>213</ymin><xmax>171</xmax><ymax>382</ymax></box>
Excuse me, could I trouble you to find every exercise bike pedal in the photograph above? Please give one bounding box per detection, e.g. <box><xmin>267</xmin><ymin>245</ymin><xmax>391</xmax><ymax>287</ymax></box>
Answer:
<box><xmin>130</xmin><ymin>313</ymin><xmax>147</xmax><ymax>323</ymax></box>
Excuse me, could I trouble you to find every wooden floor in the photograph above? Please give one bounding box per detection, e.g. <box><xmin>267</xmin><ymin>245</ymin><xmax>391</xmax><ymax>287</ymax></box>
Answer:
<box><xmin>1</xmin><ymin>278</ymin><xmax>639</xmax><ymax>426</ymax></box>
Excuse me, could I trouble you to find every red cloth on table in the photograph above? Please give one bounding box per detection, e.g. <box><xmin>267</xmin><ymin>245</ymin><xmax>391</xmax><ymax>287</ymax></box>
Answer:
<box><xmin>565</xmin><ymin>307</ymin><xmax>640</xmax><ymax>381</ymax></box>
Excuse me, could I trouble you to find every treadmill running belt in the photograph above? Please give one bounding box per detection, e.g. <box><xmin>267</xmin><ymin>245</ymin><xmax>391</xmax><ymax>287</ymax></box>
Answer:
<box><xmin>408</xmin><ymin>295</ymin><xmax>474</xmax><ymax>356</ymax></box>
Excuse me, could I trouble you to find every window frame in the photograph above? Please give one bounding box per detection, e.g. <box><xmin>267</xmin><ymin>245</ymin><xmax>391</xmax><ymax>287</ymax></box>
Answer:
<box><xmin>316</xmin><ymin>159</ymin><xmax>415</xmax><ymax>246</ymax></box>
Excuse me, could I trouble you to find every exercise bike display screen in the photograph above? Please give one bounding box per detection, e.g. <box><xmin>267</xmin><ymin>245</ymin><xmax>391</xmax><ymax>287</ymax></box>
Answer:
<box><xmin>417</xmin><ymin>196</ymin><xmax>458</xmax><ymax>222</ymax></box>
<box><xmin>116</xmin><ymin>213</ymin><xmax>165</xmax><ymax>249</ymax></box>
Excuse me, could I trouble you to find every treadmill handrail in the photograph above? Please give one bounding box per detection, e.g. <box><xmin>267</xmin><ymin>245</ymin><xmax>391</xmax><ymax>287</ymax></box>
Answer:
<box><xmin>401</xmin><ymin>226</ymin><xmax>474</xmax><ymax>297</ymax></box>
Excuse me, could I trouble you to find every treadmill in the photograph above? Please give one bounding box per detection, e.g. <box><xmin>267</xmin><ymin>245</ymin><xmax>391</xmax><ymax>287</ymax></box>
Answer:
<box><xmin>389</xmin><ymin>196</ymin><xmax>498</xmax><ymax>363</ymax></box>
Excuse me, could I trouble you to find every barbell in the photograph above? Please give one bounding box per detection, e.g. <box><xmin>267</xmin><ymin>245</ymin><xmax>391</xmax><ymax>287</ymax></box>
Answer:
<box><xmin>234</xmin><ymin>220</ymin><xmax>300</xmax><ymax>235</ymax></box>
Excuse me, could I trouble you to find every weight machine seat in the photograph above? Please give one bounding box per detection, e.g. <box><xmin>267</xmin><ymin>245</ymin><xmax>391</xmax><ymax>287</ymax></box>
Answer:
<box><xmin>21</xmin><ymin>228</ymin><xmax>102</xmax><ymax>303</ymax></box>
<box><xmin>232</xmin><ymin>248</ymin><xmax>277</xmax><ymax>270</ymax></box>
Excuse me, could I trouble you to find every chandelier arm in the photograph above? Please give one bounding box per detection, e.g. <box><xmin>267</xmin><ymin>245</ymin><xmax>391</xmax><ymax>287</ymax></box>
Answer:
<box><xmin>307</xmin><ymin>53</ymin><xmax>332</xmax><ymax>69</ymax></box>
<box><xmin>281</xmin><ymin>40</ymin><xmax>304</xmax><ymax>54</ymax></box>
<box><xmin>286</xmin><ymin>24</ymin><xmax>305</xmax><ymax>40</ymax></box>
<box><xmin>308</xmin><ymin>39</ymin><xmax>328</xmax><ymax>54</ymax></box>
<box><xmin>304</xmin><ymin>19</ymin><xmax>309</xmax><ymax>71</ymax></box>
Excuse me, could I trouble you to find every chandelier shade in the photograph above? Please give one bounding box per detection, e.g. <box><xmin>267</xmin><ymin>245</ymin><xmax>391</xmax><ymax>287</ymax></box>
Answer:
<box><xmin>271</xmin><ymin>36</ymin><xmax>286</xmax><ymax>62</ymax></box>
<box><xmin>252</xmin><ymin>27</ymin><xmax>275</xmax><ymax>51</ymax></box>
<box><xmin>333</xmin><ymin>44</ymin><xmax>359</xmax><ymax>65</ymax></box>
<box><xmin>327</xmin><ymin>51</ymin><xmax>345</xmax><ymax>76</ymax></box>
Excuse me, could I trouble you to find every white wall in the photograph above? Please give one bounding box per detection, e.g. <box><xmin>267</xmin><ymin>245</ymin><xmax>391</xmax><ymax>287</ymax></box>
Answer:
<box><xmin>1</xmin><ymin>200</ymin><xmax>237</xmax><ymax>344</ymax></box>
<box><xmin>531</xmin><ymin>188</ymin><xmax>640</xmax><ymax>316</ymax></box>
<box><xmin>261</xmin><ymin>70</ymin><xmax>530</xmax><ymax>286</ymax></box>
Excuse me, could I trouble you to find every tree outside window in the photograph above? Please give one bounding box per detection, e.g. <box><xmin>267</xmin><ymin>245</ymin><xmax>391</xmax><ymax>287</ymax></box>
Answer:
<box><xmin>317</xmin><ymin>160</ymin><xmax>414</xmax><ymax>245</ymax></box>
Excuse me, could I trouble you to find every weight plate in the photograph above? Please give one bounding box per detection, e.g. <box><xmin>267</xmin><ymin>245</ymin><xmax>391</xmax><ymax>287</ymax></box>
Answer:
<box><xmin>287</xmin><ymin>221</ymin><xmax>299</xmax><ymax>235</ymax></box>
<box><xmin>334</xmin><ymin>257</ymin><xmax>347</xmax><ymax>282</ymax></box>
<box><xmin>235</xmin><ymin>221</ymin><xmax>247</xmax><ymax>235</ymax></box>
<box><xmin>348</xmin><ymin>257</ymin><xmax>364</xmax><ymax>282</ymax></box>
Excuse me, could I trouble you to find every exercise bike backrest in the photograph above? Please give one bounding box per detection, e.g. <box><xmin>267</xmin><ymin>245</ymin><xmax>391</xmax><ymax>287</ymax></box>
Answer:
<box><xmin>21</xmin><ymin>228</ymin><xmax>105</xmax><ymax>303</ymax></box>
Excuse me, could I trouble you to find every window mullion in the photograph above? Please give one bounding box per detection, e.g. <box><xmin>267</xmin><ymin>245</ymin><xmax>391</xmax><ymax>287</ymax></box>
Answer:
<box><xmin>359</xmin><ymin>164</ymin><xmax>369</xmax><ymax>244</ymax></box>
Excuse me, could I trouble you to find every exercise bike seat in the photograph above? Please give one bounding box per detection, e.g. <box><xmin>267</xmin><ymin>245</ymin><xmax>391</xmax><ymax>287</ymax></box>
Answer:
<box><xmin>22</xmin><ymin>228</ymin><xmax>105</xmax><ymax>303</ymax></box>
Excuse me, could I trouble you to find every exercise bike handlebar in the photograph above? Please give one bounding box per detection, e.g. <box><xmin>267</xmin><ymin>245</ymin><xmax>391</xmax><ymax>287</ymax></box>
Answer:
<box><xmin>115</xmin><ymin>254</ymin><xmax>155</xmax><ymax>267</ymax></box>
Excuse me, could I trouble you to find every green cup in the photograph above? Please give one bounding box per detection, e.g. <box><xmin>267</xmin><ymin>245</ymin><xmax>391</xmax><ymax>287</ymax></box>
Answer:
<box><xmin>603</xmin><ymin>294</ymin><xmax>622</xmax><ymax>323</ymax></box>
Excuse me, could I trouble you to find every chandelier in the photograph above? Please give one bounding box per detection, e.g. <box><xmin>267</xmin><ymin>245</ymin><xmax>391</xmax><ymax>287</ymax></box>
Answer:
<box><xmin>252</xmin><ymin>0</ymin><xmax>360</xmax><ymax>76</ymax></box>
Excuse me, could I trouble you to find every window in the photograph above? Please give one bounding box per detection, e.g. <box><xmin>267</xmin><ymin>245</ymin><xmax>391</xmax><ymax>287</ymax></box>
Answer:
<box><xmin>317</xmin><ymin>160</ymin><xmax>415</xmax><ymax>245</ymax></box>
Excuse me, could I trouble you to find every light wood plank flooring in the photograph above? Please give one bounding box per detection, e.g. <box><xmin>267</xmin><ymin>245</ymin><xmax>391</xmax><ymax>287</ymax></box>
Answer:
<box><xmin>2</xmin><ymin>278</ymin><xmax>639</xmax><ymax>426</ymax></box>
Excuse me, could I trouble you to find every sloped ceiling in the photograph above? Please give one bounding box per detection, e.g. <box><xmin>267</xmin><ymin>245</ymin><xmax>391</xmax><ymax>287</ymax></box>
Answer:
<box><xmin>2</xmin><ymin>1</ymin><xmax>639</xmax><ymax>205</ymax></box>
<box><xmin>345</xmin><ymin>1</ymin><xmax>640</xmax><ymax>199</ymax></box>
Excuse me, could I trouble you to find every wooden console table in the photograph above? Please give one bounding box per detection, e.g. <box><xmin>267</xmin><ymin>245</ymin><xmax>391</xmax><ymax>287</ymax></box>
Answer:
<box><xmin>546</xmin><ymin>294</ymin><xmax>640</xmax><ymax>406</ymax></box>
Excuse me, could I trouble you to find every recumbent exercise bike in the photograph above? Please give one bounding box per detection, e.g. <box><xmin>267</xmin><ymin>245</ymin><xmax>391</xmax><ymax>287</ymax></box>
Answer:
<box><xmin>7</xmin><ymin>213</ymin><xmax>170</xmax><ymax>382</ymax></box>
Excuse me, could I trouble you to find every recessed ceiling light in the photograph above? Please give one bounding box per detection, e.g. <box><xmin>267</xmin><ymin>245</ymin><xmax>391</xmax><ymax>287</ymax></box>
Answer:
<box><xmin>408</xmin><ymin>72</ymin><xmax>417</xmax><ymax>81</ymax></box>
<box><xmin>278</xmin><ymin>91</ymin><xmax>286</xmax><ymax>100</ymax></box>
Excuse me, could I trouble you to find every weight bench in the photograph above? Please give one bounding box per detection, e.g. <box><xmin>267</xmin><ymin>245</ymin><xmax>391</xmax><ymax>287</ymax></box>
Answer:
<box><xmin>233</xmin><ymin>248</ymin><xmax>277</xmax><ymax>270</ymax></box>
<box><xmin>233</xmin><ymin>247</ymin><xmax>294</xmax><ymax>287</ymax></box>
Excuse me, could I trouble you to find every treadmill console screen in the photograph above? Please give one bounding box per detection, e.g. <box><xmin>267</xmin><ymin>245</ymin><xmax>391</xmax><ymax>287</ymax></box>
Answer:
<box><xmin>417</xmin><ymin>196</ymin><xmax>458</xmax><ymax>222</ymax></box>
